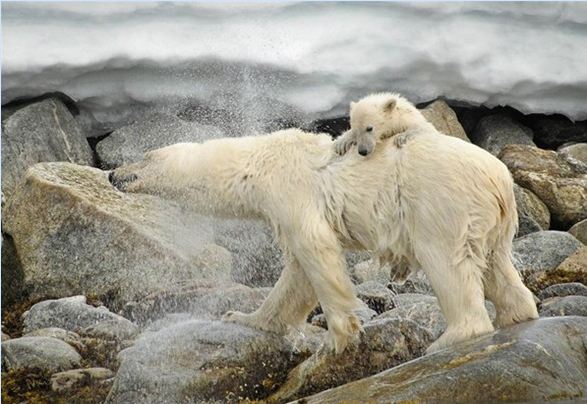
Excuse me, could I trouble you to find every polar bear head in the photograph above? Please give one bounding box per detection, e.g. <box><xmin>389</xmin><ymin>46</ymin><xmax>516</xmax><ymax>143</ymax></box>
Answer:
<box><xmin>348</xmin><ymin>93</ymin><xmax>426</xmax><ymax>156</ymax></box>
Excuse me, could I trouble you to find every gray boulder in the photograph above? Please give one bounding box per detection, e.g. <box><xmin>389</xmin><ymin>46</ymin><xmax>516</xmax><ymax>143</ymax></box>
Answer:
<box><xmin>471</xmin><ymin>114</ymin><xmax>535</xmax><ymax>156</ymax></box>
<box><xmin>538</xmin><ymin>282</ymin><xmax>587</xmax><ymax>300</ymax></box>
<box><xmin>356</xmin><ymin>281</ymin><xmax>395</xmax><ymax>314</ymax></box>
<box><xmin>300</xmin><ymin>317</ymin><xmax>587</xmax><ymax>403</ymax></box>
<box><xmin>106</xmin><ymin>320</ymin><xmax>300</xmax><ymax>403</ymax></box>
<box><xmin>539</xmin><ymin>295</ymin><xmax>587</xmax><ymax>317</ymax></box>
<box><xmin>559</xmin><ymin>142</ymin><xmax>587</xmax><ymax>167</ymax></box>
<box><xmin>1</xmin><ymin>98</ymin><xmax>94</xmax><ymax>199</ymax></box>
<box><xmin>271</xmin><ymin>316</ymin><xmax>433</xmax><ymax>402</ymax></box>
<box><xmin>528</xmin><ymin>115</ymin><xmax>587</xmax><ymax>149</ymax></box>
<box><xmin>3</xmin><ymin>163</ymin><xmax>232</xmax><ymax>308</ymax></box>
<box><xmin>96</xmin><ymin>113</ymin><xmax>223</xmax><ymax>169</ymax></box>
<box><xmin>23</xmin><ymin>296</ymin><xmax>138</xmax><ymax>337</ymax></box>
<box><xmin>513</xmin><ymin>231</ymin><xmax>583</xmax><ymax>285</ymax></box>
<box><xmin>24</xmin><ymin>327</ymin><xmax>85</xmax><ymax>351</ymax></box>
<box><xmin>2</xmin><ymin>336</ymin><xmax>82</xmax><ymax>372</ymax></box>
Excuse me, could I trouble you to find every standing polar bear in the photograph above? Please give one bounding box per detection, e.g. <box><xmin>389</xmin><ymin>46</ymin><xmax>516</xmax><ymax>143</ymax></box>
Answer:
<box><xmin>110</xmin><ymin>93</ymin><xmax>538</xmax><ymax>354</ymax></box>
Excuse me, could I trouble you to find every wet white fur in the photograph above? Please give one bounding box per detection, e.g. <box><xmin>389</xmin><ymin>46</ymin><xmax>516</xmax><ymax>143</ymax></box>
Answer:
<box><xmin>114</xmin><ymin>95</ymin><xmax>538</xmax><ymax>354</ymax></box>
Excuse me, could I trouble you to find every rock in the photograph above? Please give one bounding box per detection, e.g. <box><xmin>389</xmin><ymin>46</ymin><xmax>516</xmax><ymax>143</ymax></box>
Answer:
<box><xmin>387</xmin><ymin>274</ymin><xmax>433</xmax><ymax>295</ymax></box>
<box><xmin>569</xmin><ymin>218</ymin><xmax>587</xmax><ymax>244</ymax></box>
<box><xmin>121</xmin><ymin>283</ymin><xmax>269</xmax><ymax>325</ymax></box>
<box><xmin>351</xmin><ymin>257</ymin><xmax>390</xmax><ymax>284</ymax></box>
<box><xmin>2</xmin><ymin>331</ymin><xmax>10</xmax><ymax>342</ymax></box>
<box><xmin>2</xmin><ymin>336</ymin><xmax>82</xmax><ymax>372</ymax></box>
<box><xmin>96</xmin><ymin>113</ymin><xmax>223</xmax><ymax>169</ymax></box>
<box><xmin>526</xmin><ymin>115</ymin><xmax>587</xmax><ymax>149</ymax></box>
<box><xmin>23</xmin><ymin>296</ymin><xmax>138</xmax><ymax>339</ymax></box>
<box><xmin>1</xmin><ymin>98</ymin><xmax>93</xmax><ymax>199</ymax></box>
<box><xmin>471</xmin><ymin>114</ymin><xmax>535</xmax><ymax>156</ymax></box>
<box><xmin>559</xmin><ymin>142</ymin><xmax>587</xmax><ymax>167</ymax></box>
<box><xmin>3</xmin><ymin>163</ymin><xmax>232</xmax><ymax>308</ymax></box>
<box><xmin>538</xmin><ymin>282</ymin><xmax>587</xmax><ymax>300</ymax></box>
<box><xmin>271</xmin><ymin>316</ymin><xmax>433</xmax><ymax>402</ymax></box>
<box><xmin>540</xmin><ymin>295</ymin><xmax>587</xmax><ymax>317</ymax></box>
<box><xmin>513</xmin><ymin>231</ymin><xmax>583</xmax><ymax>287</ymax></box>
<box><xmin>24</xmin><ymin>327</ymin><xmax>85</xmax><ymax>351</ymax></box>
<box><xmin>214</xmin><ymin>219</ymin><xmax>283</xmax><ymax>287</ymax></box>
<box><xmin>527</xmin><ymin>246</ymin><xmax>587</xmax><ymax>291</ymax></box>
<box><xmin>500</xmin><ymin>144</ymin><xmax>587</xmax><ymax>228</ymax></box>
<box><xmin>513</xmin><ymin>184</ymin><xmax>550</xmax><ymax>237</ymax></box>
<box><xmin>420</xmin><ymin>100</ymin><xmax>470</xmax><ymax>142</ymax></box>
<box><xmin>80</xmin><ymin>319</ymin><xmax>140</xmax><ymax>342</ymax></box>
<box><xmin>356</xmin><ymin>281</ymin><xmax>395</xmax><ymax>314</ymax></box>
<box><xmin>300</xmin><ymin>317</ymin><xmax>587</xmax><ymax>403</ymax></box>
<box><xmin>1</xmin><ymin>232</ymin><xmax>25</xmax><ymax>307</ymax></box>
<box><xmin>106</xmin><ymin>320</ymin><xmax>300</xmax><ymax>403</ymax></box>
<box><xmin>51</xmin><ymin>367</ymin><xmax>114</xmax><ymax>392</ymax></box>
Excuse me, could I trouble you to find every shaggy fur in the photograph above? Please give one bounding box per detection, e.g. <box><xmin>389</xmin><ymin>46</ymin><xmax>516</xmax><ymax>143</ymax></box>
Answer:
<box><xmin>110</xmin><ymin>94</ymin><xmax>538</xmax><ymax>354</ymax></box>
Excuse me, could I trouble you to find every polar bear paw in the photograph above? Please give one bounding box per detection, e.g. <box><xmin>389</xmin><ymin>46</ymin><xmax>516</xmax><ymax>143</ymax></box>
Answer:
<box><xmin>222</xmin><ymin>310</ymin><xmax>287</xmax><ymax>335</ymax></box>
<box><xmin>333</xmin><ymin>133</ymin><xmax>356</xmax><ymax>155</ymax></box>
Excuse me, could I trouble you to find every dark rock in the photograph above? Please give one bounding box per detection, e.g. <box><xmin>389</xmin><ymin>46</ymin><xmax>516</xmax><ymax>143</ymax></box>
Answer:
<box><xmin>356</xmin><ymin>281</ymin><xmax>395</xmax><ymax>314</ymax></box>
<box><xmin>526</xmin><ymin>115</ymin><xmax>587</xmax><ymax>149</ymax></box>
<box><xmin>538</xmin><ymin>282</ymin><xmax>587</xmax><ymax>300</ymax></box>
<box><xmin>1</xmin><ymin>233</ymin><xmax>25</xmax><ymax>307</ymax></box>
<box><xmin>106</xmin><ymin>320</ymin><xmax>300</xmax><ymax>403</ymax></box>
<box><xmin>1</xmin><ymin>99</ymin><xmax>93</xmax><ymax>199</ymax></box>
<box><xmin>471</xmin><ymin>114</ymin><xmax>535</xmax><ymax>156</ymax></box>
<box><xmin>300</xmin><ymin>317</ymin><xmax>587</xmax><ymax>403</ymax></box>
<box><xmin>2</xmin><ymin>336</ymin><xmax>82</xmax><ymax>372</ymax></box>
<box><xmin>539</xmin><ymin>295</ymin><xmax>587</xmax><ymax>317</ymax></box>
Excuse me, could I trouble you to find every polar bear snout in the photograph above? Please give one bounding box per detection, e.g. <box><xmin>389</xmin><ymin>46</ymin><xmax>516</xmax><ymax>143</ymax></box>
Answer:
<box><xmin>358</xmin><ymin>145</ymin><xmax>370</xmax><ymax>156</ymax></box>
<box><xmin>109</xmin><ymin>170</ymin><xmax>138</xmax><ymax>191</ymax></box>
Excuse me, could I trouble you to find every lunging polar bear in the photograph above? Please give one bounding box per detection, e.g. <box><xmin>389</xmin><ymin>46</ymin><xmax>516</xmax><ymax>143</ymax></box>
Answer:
<box><xmin>110</xmin><ymin>93</ymin><xmax>538</xmax><ymax>354</ymax></box>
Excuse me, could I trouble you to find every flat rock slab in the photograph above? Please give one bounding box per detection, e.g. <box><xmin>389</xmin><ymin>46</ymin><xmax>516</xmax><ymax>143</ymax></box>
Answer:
<box><xmin>3</xmin><ymin>162</ymin><xmax>232</xmax><ymax>308</ymax></box>
<box><xmin>2</xmin><ymin>336</ymin><xmax>82</xmax><ymax>372</ymax></box>
<box><xmin>539</xmin><ymin>295</ymin><xmax>587</xmax><ymax>317</ymax></box>
<box><xmin>106</xmin><ymin>320</ymin><xmax>299</xmax><ymax>403</ymax></box>
<box><xmin>538</xmin><ymin>282</ymin><xmax>587</xmax><ymax>300</ymax></box>
<box><xmin>300</xmin><ymin>317</ymin><xmax>587</xmax><ymax>403</ymax></box>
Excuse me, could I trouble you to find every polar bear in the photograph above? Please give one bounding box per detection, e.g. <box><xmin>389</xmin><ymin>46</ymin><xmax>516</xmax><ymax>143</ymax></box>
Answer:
<box><xmin>110</xmin><ymin>98</ymin><xmax>538</xmax><ymax>354</ymax></box>
<box><xmin>334</xmin><ymin>92</ymin><xmax>433</xmax><ymax>156</ymax></box>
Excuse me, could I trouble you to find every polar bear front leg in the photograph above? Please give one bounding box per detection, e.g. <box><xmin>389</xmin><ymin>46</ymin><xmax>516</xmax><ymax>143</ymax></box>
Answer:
<box><xmin>222</xmin><ymin>252</ymin><xmax>318</xmax><ymax>335</ymax></box>
<box><xmin>333</xmin><ymin>130</ymin><xmax>356</xmax><ymax>155</ymax></box>
<box><xmin>291</xmin><ymin>220</ymin><xmax>363</xmax><ymax>354</ymax></box>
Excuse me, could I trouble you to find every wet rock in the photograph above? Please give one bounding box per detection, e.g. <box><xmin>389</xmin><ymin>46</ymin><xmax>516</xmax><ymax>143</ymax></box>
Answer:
<box><xmin>3</xmin><ymin>163</ymin><xmax>232</xmax><ymax>308</ymax></box>
<box><xmin>513</xmin><ymin>231</ymin><xmax>583</xmax><ymax>286</ymax></box>
<box><xmin>106</xmin><ymin>320</ymin><xmax>300</xmax><ymax>403</ymax></box>
<box><xmin>527</xmin><ymin>115</ymin><xmax>587</xmax><ymax>149</ymax></box>
<box><xmin>356</xmin><ymin>281</ymin><xmax>395</xmax><ymax>314</ymax></box>
<box><xmin>569</xmin><ymin>218</ymin><xmax>587</xmax><ymax>244</ymax></box>
<box><xmin>500</xmin><ymin>144</ymin><xmax>587</xmax><ymax>228</ymax></box>
<box><xmin>527</xmin><ymin>246</ymin><xmax>587</xmax><ymax>292</ymax></box>
<box><xmin>121</xmin><ymin>282</ymin><xmax>269</xmax><ymax>325</ymax></box>
<box><xmin>513</xmin><ymin>184</ymin><xmax>550</xmax><ymax>237</ymax></box>
<box><xmin>272</xmin><ymin>317</ymin><xmax>433</xmax><ymax>402</ymax></box>
<box><xmin>1</xmin><ymin>98</ymin><xmax>93</xmax><ymax>199</ymax></box>
<box><xmin>24</xmin><ymin>327</ymin><xmax>85</xmax><ymax>352</ymax></box>
<box><xmin>559</xmin><ymin>142</ymin><xmax>587</xmax><ymax>167</ymax></box>
<box><xmin>51</xmin><ymin>367</ymin><xmax>115</xmax><ymax>393</ymax></box>
<box><xmin>95</xmin><ymin>113</ymin><xmax>223</xmax><ymax>169</ymax></box>
<box><xmin>2</xmin><ymin>336</ymin><xmax>82</xmax><ymax>372</ymax></box>
<box><xmin>214</xmin><ymin>220</ymin><xmax>283</xmax><ymax>287</ymax></box>
<box><xmin>23</xmin><ymin>296</ymin><xmax>137</xmax><ymax>337</ymax></box>
<box><xmin>420</xmin><ymin>100</ymin><xmax>469</xmax><ymax>141</ymax></box>
<box><xmin>540</xmin><ymin>295</ymin><xmax>587</xmax><ymax>317</ymax></box>
<box><xmin>471</xmin><ymin>114</ymin><xmax>535</xmax><ymax>156</ymax></box>
<box><xmin>538</xmin><ymin>282</ymin><xmax>587</xmax><ymax>300</ymax></box>
<box><xmin>300</xmin><ymin>317</ymin><xmax>587</xmax><ymax>403</ymax></box>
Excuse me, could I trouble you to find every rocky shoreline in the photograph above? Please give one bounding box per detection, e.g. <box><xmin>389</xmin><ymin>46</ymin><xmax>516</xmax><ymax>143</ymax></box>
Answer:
<box><xmin>2</xmin><ymin>92</ymin><xmax>586</xmax><ymax>403</ymax></box>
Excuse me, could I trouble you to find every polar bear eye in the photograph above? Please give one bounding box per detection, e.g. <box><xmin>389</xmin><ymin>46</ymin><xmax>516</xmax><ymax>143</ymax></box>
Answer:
<box><xmin>366</xmin><ymin>126</ymin><xmax>373</xmax><ymax>132</ymax></box>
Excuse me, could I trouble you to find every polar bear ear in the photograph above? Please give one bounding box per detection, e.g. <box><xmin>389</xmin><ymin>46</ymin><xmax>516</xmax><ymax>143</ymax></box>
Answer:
<box><xmin>383</xmin><ymin>98</ymin><xmax>397</xmax><ymax>113</ymax></box>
